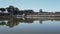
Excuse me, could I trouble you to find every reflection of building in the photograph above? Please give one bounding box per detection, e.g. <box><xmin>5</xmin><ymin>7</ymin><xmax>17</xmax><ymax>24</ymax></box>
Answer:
<box><xmin>39</xmin><ymin>20</ymin><xmax>43</xmax><ymax>24</ymax></box>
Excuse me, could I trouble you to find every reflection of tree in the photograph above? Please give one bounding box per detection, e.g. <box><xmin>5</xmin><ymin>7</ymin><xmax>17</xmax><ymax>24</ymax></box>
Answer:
<box><xmin>0</xmin><ymin>20</ymin><xmax>19</xmax><ymax>28</ymax></box>
<box><xmin>0</xmin><ymin>18</ymin><xmax>34</xmax><ymax>28</ymax></box>
<box><xmin>19</xmin><ymin>18</ymin><xmax>34</xmax><ymax>23</ymax></box>
<box><xmin>6</xmin><ymin>21</ymin><xmax>19</xmax><ymax>28</ymax></box>
<box><xmin>0</xmin><ymin>22</ymin><xmax>6</xmax><ymax>25</ymax></box>
<box><xmin>0</xmin><ymin>18</ymin><xmax>60</xmax><ymax>28</ymax></box>
<box><xmin>55</xmin><ymin>19</ymin><xmax>60</xmax><ymax>21</ymax></box>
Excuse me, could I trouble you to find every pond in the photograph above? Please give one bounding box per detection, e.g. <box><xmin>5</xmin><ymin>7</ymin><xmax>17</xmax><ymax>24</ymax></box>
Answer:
<box><xmin>0</xmin><ymin>18</ymin><xmax>60</xmax><ymax>34</ymax></box>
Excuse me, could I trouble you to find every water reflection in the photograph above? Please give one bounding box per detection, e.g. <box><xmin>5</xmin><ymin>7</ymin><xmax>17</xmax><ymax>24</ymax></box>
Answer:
<box><xmin>0</xmin><ymin>17</ymin><xmax>60</xmax><ymax>28</ymax></box>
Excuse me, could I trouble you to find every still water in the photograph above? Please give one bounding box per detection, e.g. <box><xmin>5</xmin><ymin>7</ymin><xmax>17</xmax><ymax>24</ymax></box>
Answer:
<box><xmin>0</xmin><ymin>18</ymin><xmax>60</xmax><ymax>34</ymax></box>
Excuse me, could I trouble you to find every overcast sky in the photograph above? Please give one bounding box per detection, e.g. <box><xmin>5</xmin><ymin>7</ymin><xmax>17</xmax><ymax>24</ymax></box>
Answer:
<box><xmin>0</xmin><ymin>0</ymin><xmax>60</xmax><ymax>12</ymax></box>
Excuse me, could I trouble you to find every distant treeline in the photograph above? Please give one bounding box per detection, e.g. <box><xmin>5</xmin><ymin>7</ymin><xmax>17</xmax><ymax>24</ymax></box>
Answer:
<box><xmin>0</xmin><ymin>5</ymin><xmax>35</xmax><ymax>15</ymax></box>
<box><xmin>0</xmin><ymin>5</ymin><xmax>60</xmax><ymax>15</ymax></box>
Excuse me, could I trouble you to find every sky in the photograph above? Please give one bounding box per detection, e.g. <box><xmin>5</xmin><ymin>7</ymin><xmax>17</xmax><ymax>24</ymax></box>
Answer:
<box><xmin>0</xmin><ymin>0</ymin><xmax>60</xmax><ymax>12</ymax></box>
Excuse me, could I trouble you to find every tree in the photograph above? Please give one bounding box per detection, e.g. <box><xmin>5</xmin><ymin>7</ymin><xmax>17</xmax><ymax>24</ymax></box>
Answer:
<box><xmin>15</xmin><ymin>8</ymin><xmax>20</xmax><ymax>11</ymax></box>
<box><xmin>13</xmin><ymin>8</ymin><xmax>20</xmax><ymax>15</ymax></box>
<box><xmin>6</xmin><ymin>5</ymin><xmax>20</xmax><ymax>15</ymax></box>
<box><xmin>6</xmin><ymin>5</ymin><xmax>17</xmax><ymax>13</ymax></box>
<box><xmin>24</xmin><ymin>10</ymin><xmax>34</xmax><ymax>15</ymax></box>
<box><xmin>0</xmin><ymin>8</ymin><xmax>6</xmax><ymax>12</ymax></box>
